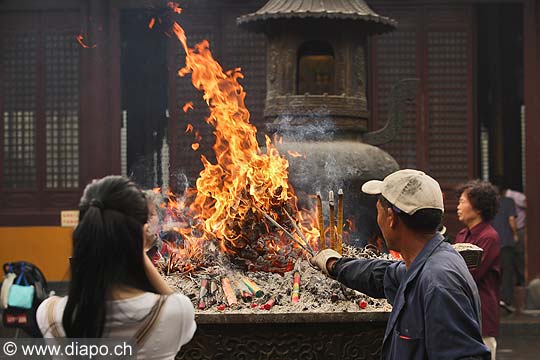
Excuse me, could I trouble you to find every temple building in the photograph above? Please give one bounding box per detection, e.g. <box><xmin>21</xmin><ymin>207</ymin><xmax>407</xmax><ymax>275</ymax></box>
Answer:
<box><xmin>1</xmin><ymin>0</ymin><xmax>538</xmax><ymax>283</ymax></box>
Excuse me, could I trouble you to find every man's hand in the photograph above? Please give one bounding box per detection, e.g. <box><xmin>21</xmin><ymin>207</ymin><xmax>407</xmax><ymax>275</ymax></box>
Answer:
<box><xmin>310</xmin><ymin>249</ymin><xmax>342</xmax><ymax>275</ymax></box>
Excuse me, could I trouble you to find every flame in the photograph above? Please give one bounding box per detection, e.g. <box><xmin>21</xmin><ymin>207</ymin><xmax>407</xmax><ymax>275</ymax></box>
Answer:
<box><xmin>287</xmin><ymin>150</ymin><xmax>303</xmax><ymax>158</ymax></box>
<box><xmin>151</xmin><ymin>11</ymin><xmax>328</xmax><ymax>274</ymax></box>
<box><xmin>183</xmin><ymin>101</ymin><xmax>194</xmax><ymax>113</ymax></box>
<box><xmin>170</xmin><ymin>19</ymin><xmax>314</xmax><ymax>253</ymax></box>
<box><xmin>76</xmin><ymin>34</ymin><xmax>96</xmax><ymax>49</ymax></box>
<box><xmin>148</xmin><ymin>18</ymin><xmax>156</xmax><ymax>29</ymax></box>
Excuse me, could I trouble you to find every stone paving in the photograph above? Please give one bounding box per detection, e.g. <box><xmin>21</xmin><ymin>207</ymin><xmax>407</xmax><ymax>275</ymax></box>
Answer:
<box><xmin>497</xmin><ymin>336</ymin><xmax>540</xmax><ymax>359</ymax></box>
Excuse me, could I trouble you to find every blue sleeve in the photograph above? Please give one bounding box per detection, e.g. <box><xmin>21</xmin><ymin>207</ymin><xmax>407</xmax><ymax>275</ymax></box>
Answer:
<box><xmin>424</xmin><ymin>286</ymin><xmax>490</xmax><ymax>359</ymax></box>
<box><xmin>331</xmin><ymin>258</ymin><xmax>400</xmax><ymax>300</ymax></box>
<box><xmin>383</xmin><ymin>261</ymin><xmax>407</xmax><ymax>305</ymax></box>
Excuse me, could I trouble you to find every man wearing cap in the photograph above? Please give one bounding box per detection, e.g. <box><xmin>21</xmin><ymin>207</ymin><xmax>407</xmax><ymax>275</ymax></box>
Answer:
<box><xmin>310</xmin><ymin>169</ymin><xmax>490</xmax><ymax>359</ymax></box>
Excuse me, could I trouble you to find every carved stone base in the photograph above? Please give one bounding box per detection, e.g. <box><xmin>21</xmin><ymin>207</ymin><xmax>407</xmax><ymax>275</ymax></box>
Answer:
<box><xmin>176</xmin><ymin>313</ymin><xmax>388</xmax><ymax>360</ymax></box>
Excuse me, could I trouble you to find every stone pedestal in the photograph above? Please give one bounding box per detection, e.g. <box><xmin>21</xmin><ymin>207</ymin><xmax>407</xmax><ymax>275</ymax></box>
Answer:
<box><xmin>177</xmin><ymin>312</ymin><xmax>389</xmax><ymax>360</ymax></box>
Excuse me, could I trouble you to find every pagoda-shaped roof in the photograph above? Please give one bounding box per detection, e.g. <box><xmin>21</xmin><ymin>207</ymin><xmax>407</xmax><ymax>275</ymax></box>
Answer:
<box><xmin>237</xmin><ymin>0</ymin><xmax>396</xmax><ymax>34</ymax></box>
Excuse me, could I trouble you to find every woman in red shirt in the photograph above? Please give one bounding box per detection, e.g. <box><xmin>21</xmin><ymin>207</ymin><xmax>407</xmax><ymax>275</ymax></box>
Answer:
<box><xmin>456</xmin><ymin>180</ymin><xmax>501</xmax><ymax>360</ymax></box>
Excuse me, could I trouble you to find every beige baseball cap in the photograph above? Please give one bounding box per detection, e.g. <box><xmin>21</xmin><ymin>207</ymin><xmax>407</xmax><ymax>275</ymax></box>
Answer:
<box><xmin>362</xmin><ymin>169</ymin><xmax>444</xmax><ymax>215</ymax></box>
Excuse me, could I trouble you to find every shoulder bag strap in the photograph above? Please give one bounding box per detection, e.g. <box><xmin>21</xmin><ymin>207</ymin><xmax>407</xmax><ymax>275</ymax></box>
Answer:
<box><xmin>46</xmin><ymin>296</ymin><xmax>62</xmax><ymax>338</ymax></box>
<box><xmin>134</xmin><ymin>294</ymin><xmax>169</xmax><ymax>347</ymax></box>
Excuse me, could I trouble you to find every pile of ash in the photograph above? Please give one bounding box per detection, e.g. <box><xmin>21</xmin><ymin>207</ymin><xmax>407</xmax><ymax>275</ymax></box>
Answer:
<box><xmin>164</xmin><ymin>245</ymin><xmax>394</xmax><ymax>314</ymax></box>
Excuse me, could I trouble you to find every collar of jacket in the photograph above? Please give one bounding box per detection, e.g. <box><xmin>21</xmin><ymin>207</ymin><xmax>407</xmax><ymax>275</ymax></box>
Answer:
<box><xmin>468</xmin><ymin>221</ymin><xmax>490</xmax><ymax>237</ymax></box>
<box><xmin>383</xmin><ymin>232</ymin><xmax>445</xmax><ymax>342</ymax></box>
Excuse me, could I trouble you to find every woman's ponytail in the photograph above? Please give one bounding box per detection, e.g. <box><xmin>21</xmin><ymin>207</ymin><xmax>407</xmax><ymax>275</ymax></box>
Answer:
<box><xmin>62</xmin><ymin>176</ymin><xmax>153</xmax><ymax>338</ymax></box>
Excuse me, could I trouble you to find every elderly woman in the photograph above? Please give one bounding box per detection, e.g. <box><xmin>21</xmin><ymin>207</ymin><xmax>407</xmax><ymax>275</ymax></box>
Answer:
<box><xmin>456</xmin><ymin>180</ymin><xmax>501</xmax><ymax>360</ymax></box>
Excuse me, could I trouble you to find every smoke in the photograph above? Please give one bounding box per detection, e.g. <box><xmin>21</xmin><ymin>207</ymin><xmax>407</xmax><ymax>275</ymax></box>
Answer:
<box><xmin>273</xmin><ymin>106</ymin><xmax>336</xmax><ymax>142</ymax></box>
<box><xmin>271</xmin><ymin>106</ymin><xmax>348</xmax><ymax>192</ymax></box>
<box><xmin>169</xmin><ymin>171</ymin><xmax>190</xmax><ymax>194</ymax></box>
<box><xmin>269</xmin><ymin>107</ymin><xmax>382</xmax><ymax>248</ymax></box>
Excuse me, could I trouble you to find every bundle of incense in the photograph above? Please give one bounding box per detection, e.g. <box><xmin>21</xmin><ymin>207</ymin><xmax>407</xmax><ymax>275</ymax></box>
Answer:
<box><xmin>329</xmin><ymin>191</ymin><xmax>336</xmax><ymax>250</ymax></box>
<box><xmin>221</xmin><ymin>277</ymin><xmax>238</xmax><ymax>307</ymax></box>
<box><xmin>198</xmin><ymin>278</ymin><xmax>209</xmax><ymax>310</ymax></box>
<box><xmin>232</xmin><ymin>281</ymin><xmax>242</xmax><ymax>300</ymax></box>
<box><xmin>316</xmin><ymin>191</ymin><xmax>325</xmax><ymax>250</ymax></box>
<box><xmin>234</xmin><ymin>279</ymin><xmax>253</xmax><ymax>302</ymax></box>
<box><xmin>337</xmin><ymin>188</ymin><xmax>343</xmax><ymax>254</ymax></box>
<box><xmin>291</xmin><ymin>271</ymin><xmax>301</xmax><ymax>303</ymax></box>
<box><xmin>260</xmin><ymin>297</ymin><xmax>276</xmax><ymax>310</ymax></box>
<box><xmin>241</xmin><ymin>277</ymin><xmax>263</xmax><ymax>297</ymax></box>
<box><xmin>253</xmin><ymin>204</ymin><xmax>314</xmax><ymax>255</ymax></box>
<box><xmin>358</xmin><ymin>299</ymin><xmax>368</xmax><ymax>309</ymax></box>
<box><xmin>206</xmin><ymin>279</ymin><xmax>218</xmax><ymax>306</ymax></box>
<box><xmin>257</xmin><ymin>293</ymin><xmax>271</xmax><ymax>307</ymax></box>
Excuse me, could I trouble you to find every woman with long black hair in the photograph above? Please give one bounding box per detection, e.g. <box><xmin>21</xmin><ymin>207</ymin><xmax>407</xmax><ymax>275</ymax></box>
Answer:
<box><xmin>36</xmin><ymin>176</ymin><xmax>196</xmax><ymax>359</ymax></box>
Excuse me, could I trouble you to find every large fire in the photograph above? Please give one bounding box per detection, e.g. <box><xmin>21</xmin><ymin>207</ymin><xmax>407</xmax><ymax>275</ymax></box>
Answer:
<box><xmin>149</xmin><ymin>8</ymin><xmax>324</xmax><ymax>273</ymax></box>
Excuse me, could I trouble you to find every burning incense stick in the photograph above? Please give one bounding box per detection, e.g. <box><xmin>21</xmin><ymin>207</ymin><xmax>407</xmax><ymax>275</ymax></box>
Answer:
<box><xmin>253</xmin><ymin>204</ymin><xmax>314</xmax><ymax>256</ymax></box>
<box><xmin>291</xmin><ymin>271</ymin><xmax>301</xmax><ymax>303</ymax></box>
<box><xmin>234</xmin><ymin>279</ymin><xmax>253</xmax><ymax>302</ymax></box>
<box><xmin>232</xmin><ymin>281</ymin><xmax>242</xmax><ymax>300</ymax></box>
<box><xmin>260</xmin><ymin>297</ymin><xmax>276</xmax><ymax>310</ymax></box>
<box><xmin>198</xmin><ymin>278</ymin><xmax>209</xmax><ymax>310</ymax></box>
<box><xmin>221</xmin><ymin>277</ymin><xmax>238</xmax><ymax>307</ymax></box>
<box><xmin>241</xmin><ymin>277</ymin><xmax>263</xmax><ymax>297</ymax></box>
<box><xmin>316</xmin><ymin>191</ymin><xmax>325</xmax><ymax>251</ymax></box>
<box><xmin>234</xmin><ymin>278</ymin><xmax>253</xmax><ymax>295</ymax></box>
<box><xmin>208</xmin><ymin>279</ymin><xmax>218</xmax><ymax>305</ymax></box>
<box><xmin>337</xmin><ymin>188</ymin><xmax>343</xmax><ymax>255</ymax></box>
<box><xmin>329</xmin><ymin>191</ymin><xmax>336</xmax><ymax>250</ymax></box>
<box><xmin>283</xmin><ymin>209</ymin><xmax>315</xmax><ymax>254</ymax></box>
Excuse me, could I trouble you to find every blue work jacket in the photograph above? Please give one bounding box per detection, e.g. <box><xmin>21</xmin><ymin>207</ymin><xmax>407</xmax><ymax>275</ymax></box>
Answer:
<box><xmin>332</xmin><ymin>233</ymin><xmax>490</xmax><ymax>359</ymax></box>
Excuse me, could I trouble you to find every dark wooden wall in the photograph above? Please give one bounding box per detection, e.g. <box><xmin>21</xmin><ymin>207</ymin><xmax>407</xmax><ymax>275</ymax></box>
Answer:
<box><xmin>0</xmin><ymin>0</ymin><xmax>121</xmax><ymax>226</ymax></box>
<box><xmin>370</xmin><ymin>2</ymin><xmax>475</xmax><ymax>236</ymax></box>
<box><xmin>0</xmin><ymin>0</ymin><xmax>537</xmax><ymax>281</ymax></box>
<box><xmin>524</xmin><ymin>0</ymin><xmax>540</xmax><ymax>280</ymax></box>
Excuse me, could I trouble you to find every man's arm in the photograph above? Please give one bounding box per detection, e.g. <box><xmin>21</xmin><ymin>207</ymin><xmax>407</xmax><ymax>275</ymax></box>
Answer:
<box><xmin>331</xmin><ymin>258</ymin><xmax>398</xmax><ymax>300</ymax></box>
<box><xmin>509</xmin><ymin>216</ymin><xmax>519</xmax><ymax>242</ymax></box>
<box><xmin>507</xmin><ymin>199</ymin><xmax>519</xmax><ymax>242</ymax></box>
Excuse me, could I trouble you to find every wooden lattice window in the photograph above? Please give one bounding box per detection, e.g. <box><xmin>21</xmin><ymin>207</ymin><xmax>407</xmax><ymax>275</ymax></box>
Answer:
<box><xmin>427</xmin><ymin>30</ymin><xmax>470</xmax><ymax>184</ymax></box>
<box><xmin>374</xmin><ymin>28</ymin><xmax>418</xmax><ymax>169</ymax></box>
<box><xmin>0</xmin><ymin>10</ymin><xmax>82</xmax><ymax>226</ymax></box>
<box><xmin>45</xmin><ymin>32</ymin><xmax>80</xmax><ymax>189</ymax></box>
<box><xmin>2</xmin><ymin>32</ymin><xmax>38</xmax><ymax>189</ymax></box>
<box><xmin>371</xmin><ymin>3</ymin><xmax>474</xmax><ymax>185</ymax></box>
<box><xmin>1</xmin><ymin>28</ymin><xmax>80</xmax><ymax>192</ymax></box>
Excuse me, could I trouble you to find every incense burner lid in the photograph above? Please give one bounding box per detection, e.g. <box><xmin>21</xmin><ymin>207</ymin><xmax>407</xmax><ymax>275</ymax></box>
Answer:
<box><xmin>237</xmin><ymin>0</ymin><xmax>396</xmax><ymax>34</ymax></box>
